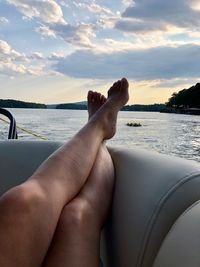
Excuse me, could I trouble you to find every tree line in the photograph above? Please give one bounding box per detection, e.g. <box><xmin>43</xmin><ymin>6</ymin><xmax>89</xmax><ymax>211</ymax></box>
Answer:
<box><xmin>167</xmin><ymin>83</ymin><xmax>200</xmax><ymax>108</ymax></box>
<box><xmin>0</xmin><ymin>99</ymin><xmax>46</xmax><ymax>109</ymax></box>
<box><xmin>2</xmin><ymin>82</ymin><xmax>199</xmax><ymax>111</ymax></box>
<box><xmin>0</xmin><ymin>100</ymin><xmax>167</xmax><ymax>112</ymax></box>
<box><xmin>56</xmin><ymin>103</ymin><xmax>167</xmax><ymax>112</ymax></box>
<box><xmin>122</xmin><ymin>104</ymin><xmax>166</xmax><ymax>112</ymax></box>
<box><xmin>56</xmin><ymin>103</ymin><xmax>86</xmax><ymax>110</ymax></box>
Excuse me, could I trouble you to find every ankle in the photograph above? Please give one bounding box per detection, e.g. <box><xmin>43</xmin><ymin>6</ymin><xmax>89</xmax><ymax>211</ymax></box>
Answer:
<box><xmin>87</xmin><ymin>117</ymin><xmax>106</xmax><ymax>140</ymax></box>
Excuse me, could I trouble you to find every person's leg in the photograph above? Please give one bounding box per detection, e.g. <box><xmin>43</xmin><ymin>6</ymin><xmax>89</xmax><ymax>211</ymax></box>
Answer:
<box><xmin>43</xmin><ymin>143</ymin><xmax>114</xmax><ymax>267</ymax></box>
<box><xmin>42</xmin><ymin>91</ymin><xmax>115</xmax><ymax>267</ymax></box>
<box><xmin>0</xmin><ymin>78</ymin><xmax>129</xmax><ymax>267</ymax></box>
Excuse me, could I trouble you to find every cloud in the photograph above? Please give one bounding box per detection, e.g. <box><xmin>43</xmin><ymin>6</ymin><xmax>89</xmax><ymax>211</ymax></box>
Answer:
<box><xmin>0</xmin><ymin>39</ymin><xmax>45</xmax><ymax>76</ymax></box>
<box><xmin>191</xmin><ymin>0</ymin><xmax>200</xmax><ymax>11</ymax></box>
<box><xmin>29</xmin><ymin>52</ymin><xmax>44</xmax><ymax>60</ymax></box>
<box><xmin>7</xmin><ymin>0</ymin><xmax>65</xmax><ymax>24</ymax></box>
<box><xmin>97</xmin><ymin>14</ymin><xmax>120</xmax><ymax>30</ymax></box>
<box><xmin>85</xmin><ymin>3</ymin><xmax>112</xmax><ymax>15</ymax></box>
<box><xmin>0</xmin><ymin>40</ymin><xmax>27</xmax><ymax>62</ymax></box>
<box><xmin>0</xmin><ymin>17</ymin><xmax>9</xmax><ymax>24</ymax></box>
<box><xmin>65</xmin><ymin>0</ymin><xmax>112</xmax><ymax>15</ymax></box>
<box><xmin>0</xmin><ymin>40</ymin><xmax>12</xmax><ymax>55</ymax></box>
<box><xmin>9</xmin><ymin>0</ymin><xmax>97</xmax><ymax>48</ymax></box>
<box><xmin>0</xmin><ymin>62</ymin><xmax>45</xmax><ymax>76</ymax></box>
<box><xmin>122</xmin><ymin>0</ymin><xmax>134</xmax><ymax>8</ymax></box>
<box><xmin>54</xmin><ymin>44</ymin><xmax>200</xmax><ymax>80</ymax></box>
<box><xmin>116</xmin><ymin>18</ymin><xmax>167</xmax><ymax>33</ymax></box>
<box><xmin>7</xmin><ymin>0</ymin><xmax>112</xmax><ymax>49</ymax></box>
<box><xmin>0</xmin><ymin>62</ymin><xmax>27</xmax><ymax>75</ymax></box>
<box><xmin>48</xmin><ymin>51</ymin><xmax>66</xmax><ymax>60</ymax></box>
<box><xmin>154</xmin><ymin>78</ymin><xmax>197</xmax><ymax>88</ymax></box>
<box><xmin>36</xmin><ymin>25</ymin><xmax>56</xmax><ymax>38</ymax></box>
<box><xmin>116</xmin><ymin>0</ymin><xmax>200</xmax><ymax>33</ymax></box>
<box><xmin>37</xmin><ymin>23</ymin><xmax>96</xmax><ymax>47</ymax></box>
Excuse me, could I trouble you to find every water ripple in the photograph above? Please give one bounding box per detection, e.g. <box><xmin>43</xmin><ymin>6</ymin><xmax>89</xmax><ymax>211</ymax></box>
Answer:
<box><xmin>0</xmin><ymin>109</ymin><xmax>200</xmax><ymax>162</ymax></box>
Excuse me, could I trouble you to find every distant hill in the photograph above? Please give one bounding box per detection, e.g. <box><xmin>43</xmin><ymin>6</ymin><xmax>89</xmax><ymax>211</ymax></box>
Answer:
<box><xmin>46</xmin><ymin>104</ymin><xmax>57</xmax><ymax>109</ymax></box>
<box><xmin>74</xmin><ymin>101</ymin><xmax>87</xmax><ymax>105</ymax></box>
<box><xmin>48</xmin><ymin>101</ymin><xmax>87</xmax><ymax>110</ymax></box>
<box><xmin>56</xmin><ymin>102</ymin><xmax>87</xmax><ymax>110</ymax></box>
<box><xmin>0</xmin><ymin>99</ymin><xmax>167</xmax><ymax>112</ymax></box>
<box><xmin>0</xmin><ymin>99</ymin><xmax>46</xmax><ymax>109</ymax></box>
<box><xmin>56</xmin><ymin>102</ymin><xmax>166</xmax><ymax>112</ymax></box>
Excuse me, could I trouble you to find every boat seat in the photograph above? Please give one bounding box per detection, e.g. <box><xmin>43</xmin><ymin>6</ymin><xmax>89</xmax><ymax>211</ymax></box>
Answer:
<box><xmin>1</xmin><ymin>140</ymin><xmax>200</xmax><ymax>267</ymax></box>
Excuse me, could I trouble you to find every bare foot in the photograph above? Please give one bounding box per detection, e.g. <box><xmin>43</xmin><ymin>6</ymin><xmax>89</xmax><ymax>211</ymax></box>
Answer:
<box><xmin>87</xmin><ymin>91</ymin><xmax>106</xmax><ymax>119</ymax></box>
<box><xmin>89</xmin><ymin>78</ymin><xmax>129</xmax><ymax>140</ymax></box>
<box><xmin>60</xmin><ymin>90</ymin><xmax>118</xmax><ymax>229</ymax></box>
<box><xmin>108</xmin><ymin>77</ymin><xmax>129</xmax><ymax>106</ymax></box>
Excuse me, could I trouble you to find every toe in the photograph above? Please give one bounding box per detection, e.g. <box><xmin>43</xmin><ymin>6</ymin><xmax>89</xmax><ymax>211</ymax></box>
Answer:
<box><xmin>87</xmin><ymin>91</ymin><xmax>93</xmax><ymax>102</ymax></box>
<box><xmin>114</xmin><ymin>80</ymin><xmax>121</xmax><ymax>87</ymax></box>
<box><xmin>94</xmin><ymin>92</ymin><xmax>98</xmax><ymax>101</ymax></box>
<box><xmin>116</xmin><ymin>80</ymin><xmax>121</xmax><ymax>87</ymax></box>
<box><xmin>113</xmin><ymin>81</ymin><xmax>119</xmax><ymax>88</ymax></box>
<box><xmin>97</xmin><ymin>93</ymin><xmax>102</xmax><ymax>102</ymax></box>
<box><xmin>92</xmin><ymin>95</ymin><xmax>95</xmax><ymax>103</ymax></box>
<box><xmin>91</xmin><ymin>91</ymin><xmax>96</xmax><ymax>103</ymax></box>
<box><xmin>121</xmin><ymin>78</ymin><xmax>129</xmax><ymax>88</ymax></box>
<box><xmin>110</xmin><ymin>80</ymin><xmax>121</xmax><ymax>93</ymax></box>
<box><xmin>101</xmin><ymin>95</ymin><xmax>106</xmax><ymax>104</ymax></box>
<box><xmin>100</xmin><ymin>94</ymin><xmax>104</xmax><ymax>104</ymax></box>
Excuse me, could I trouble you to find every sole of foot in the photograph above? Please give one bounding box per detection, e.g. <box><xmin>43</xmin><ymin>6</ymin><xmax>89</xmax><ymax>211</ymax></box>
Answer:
<box><xmin>87</xmin><ymin>91</ymin><xmax>106</xmax><ymax>119</ymax></box>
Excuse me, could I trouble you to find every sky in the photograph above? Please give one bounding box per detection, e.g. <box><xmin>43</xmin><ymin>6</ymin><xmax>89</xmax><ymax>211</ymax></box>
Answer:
<box><xmin>0</xmin><ymin>0</ymin><xmax>200</xmax><ymax>104</ymax></box>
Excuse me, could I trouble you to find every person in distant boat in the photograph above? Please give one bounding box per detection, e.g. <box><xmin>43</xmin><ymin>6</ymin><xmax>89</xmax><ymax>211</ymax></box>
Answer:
<box><xmin>0</xmin><ymin>78</ymin><xmax>129</xmax><ymax>267</ymax></box>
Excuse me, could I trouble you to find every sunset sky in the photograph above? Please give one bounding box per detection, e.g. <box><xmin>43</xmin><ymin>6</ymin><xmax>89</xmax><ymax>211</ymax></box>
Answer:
<box><xmin>0</xmin><ymin>0</ymin><xmax>200</xmax><ymax>104</ymax></box>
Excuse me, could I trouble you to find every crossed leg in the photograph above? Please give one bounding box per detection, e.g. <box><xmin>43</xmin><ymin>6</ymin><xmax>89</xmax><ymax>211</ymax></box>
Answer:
<box><xmin>0</xmin><ymin>78</ymin><xmax>129</xmax><ymax>267</ymax></box>
<box><xmin>43</xmin><ymin>92</ymin><xmax>115</xmax><ymax>267</ymax></box>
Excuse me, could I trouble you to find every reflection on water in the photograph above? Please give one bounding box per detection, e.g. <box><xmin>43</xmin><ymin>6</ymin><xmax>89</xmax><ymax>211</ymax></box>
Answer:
<box><xmin>0</xmin><ymin>109</ymin><xmax>200</xmax><ymax>162</ymax></box>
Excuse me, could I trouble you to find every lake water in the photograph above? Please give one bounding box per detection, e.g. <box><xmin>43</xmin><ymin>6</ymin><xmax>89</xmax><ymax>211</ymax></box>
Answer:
<box><xmin>0</xmin><ymin>109</ymin><xmax>200</xmax><ymax>162</ymax></box>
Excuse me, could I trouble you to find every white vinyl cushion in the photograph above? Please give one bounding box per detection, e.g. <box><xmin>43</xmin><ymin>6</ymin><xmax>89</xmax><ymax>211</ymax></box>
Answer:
<box><xmin>1</xmin><ymin>141</ymin><xmax>200</xmax><ymax>267</ymax></box>
<box><xmin>153</xmin><ymin>200</ymin><xmax>200</xmax><ymax>267</ymax></box>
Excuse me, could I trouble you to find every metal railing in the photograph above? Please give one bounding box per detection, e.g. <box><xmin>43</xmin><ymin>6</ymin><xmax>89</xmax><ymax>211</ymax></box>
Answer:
<box><xmin>0</xmin><ymin>108</ymin><xmax>18</xmax><ymax>139</ymax></box>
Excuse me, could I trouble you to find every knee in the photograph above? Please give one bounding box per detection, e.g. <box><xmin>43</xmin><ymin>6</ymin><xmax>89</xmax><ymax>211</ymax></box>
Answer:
<box><xmin>58</xmin><ymin>199</ymin><xmax>92</xmax><ymax>232</ymax></box>
<box><xmin>0</xmin><ymin>182</ymin><xmax>46</xmax><ymax>221</ymax></box>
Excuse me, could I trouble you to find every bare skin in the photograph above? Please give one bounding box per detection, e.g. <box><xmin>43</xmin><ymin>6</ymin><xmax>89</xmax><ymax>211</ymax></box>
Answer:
<box><xmin>43</xmin><ymin>91</ymin><xmax>114</xmax><ymax>267</ymax></box>
<box><xmin>0</xmin><ymin>78</ymin><xmax>129</xmax><ymax>267</ymax></box>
